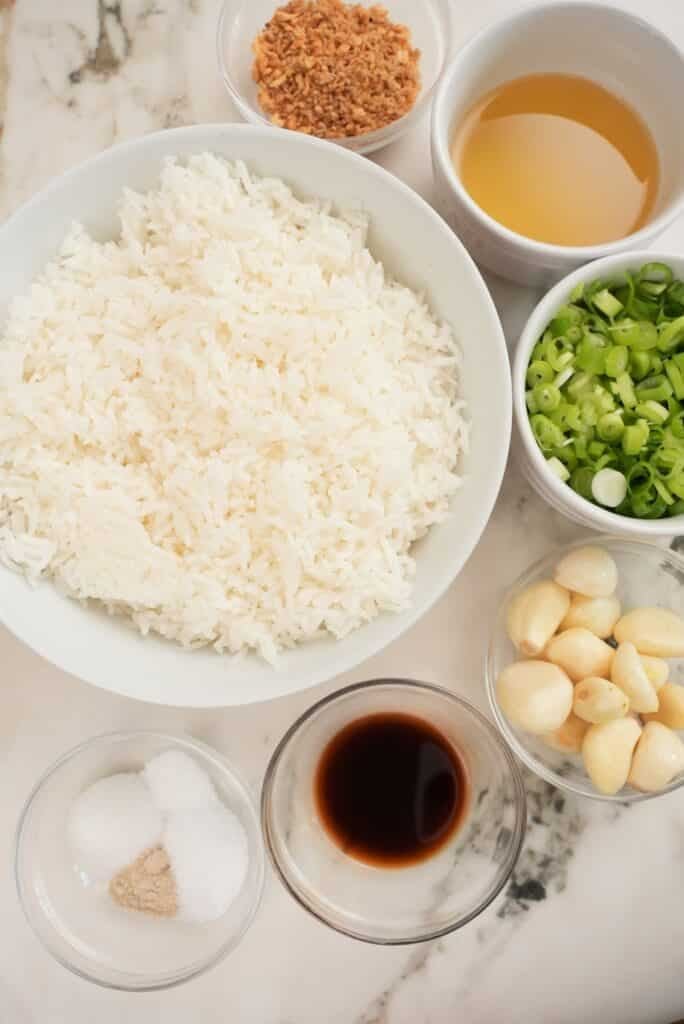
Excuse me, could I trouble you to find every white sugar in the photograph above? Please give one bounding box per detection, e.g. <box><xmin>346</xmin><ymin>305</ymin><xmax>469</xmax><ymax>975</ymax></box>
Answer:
<box><xmin>164</xmin><ymin>804</ymin><xmax>249</xmax><ymax>923</ymax></box>
<box><xmin>67</xmin><ymin>751</ymin><xmax>250</xmax><ymax>922</ymax></box>
<box><xmin>143</xmin><ymin>750</ymin><xmax>218</xmax><ymax>813</ymax></box>
<box><xmin>68</xmin><ymin>772</ymin><xmax>163</xmax><ymax>883</ymax></box>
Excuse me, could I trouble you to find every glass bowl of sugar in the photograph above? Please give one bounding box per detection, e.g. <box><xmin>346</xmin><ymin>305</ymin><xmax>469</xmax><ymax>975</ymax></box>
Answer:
<box><xmin>14</xmin><ymin>732</ymin><xmax>265</xmax><ymax>991</ymax></box>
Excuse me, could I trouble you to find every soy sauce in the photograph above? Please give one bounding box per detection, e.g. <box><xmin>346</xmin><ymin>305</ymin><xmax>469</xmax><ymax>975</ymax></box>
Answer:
<box><xmin>314</xmin><ymin>713</ymin><xmax>469</xmax><ymax>867</ymax></box>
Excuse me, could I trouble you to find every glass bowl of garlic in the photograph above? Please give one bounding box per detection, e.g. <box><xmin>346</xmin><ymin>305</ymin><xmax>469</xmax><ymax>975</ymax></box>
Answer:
<box><xmin>485</xmin><ymin>537</ymin><xmax>684</xmax><ymax>802</ymax></box>
<box><xmin>14</xmin><ymin>732</ymin><xmax>265</xmax><ymax>990</ymax></box>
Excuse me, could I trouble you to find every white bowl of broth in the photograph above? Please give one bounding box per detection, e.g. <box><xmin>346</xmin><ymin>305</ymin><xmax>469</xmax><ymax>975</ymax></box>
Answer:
<box><xmin>431</xmin><ymin>2</ymin><xmax>684</xmax><ymax>286</ymax></box>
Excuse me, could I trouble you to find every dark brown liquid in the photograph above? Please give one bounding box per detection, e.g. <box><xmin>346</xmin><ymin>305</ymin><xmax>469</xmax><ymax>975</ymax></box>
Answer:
<box><xmin>314</xmin><ymin>712</ymin><xmax>469</xmax><ymax>867</ymax></box>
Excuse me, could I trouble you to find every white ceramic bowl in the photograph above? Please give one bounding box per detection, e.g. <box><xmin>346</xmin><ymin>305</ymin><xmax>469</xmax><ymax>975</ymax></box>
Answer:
<box><xmin>513</xmin><ymin>250</ymin><xmax>684</xmax><ymax>538</ymax></box>
<box><xmin>0</xmin><ymin>124</ymin><xmax>510</xmax><ymax>707</ymax></box>
<box><xmin>431</xmin><ymin>2</ymin><xmax>684</xmax><ymax>286</ymax></box>
<box><xmin>216</xmin><ymin>0</ymin><xmax>455</xmax><ymax>155</ymax></box>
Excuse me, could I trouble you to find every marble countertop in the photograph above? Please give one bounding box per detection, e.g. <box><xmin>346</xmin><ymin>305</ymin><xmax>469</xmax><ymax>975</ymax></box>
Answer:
<box><xmin>1</xmin><ymin>1</ymin><xmax>683</xmax><ymax>1021</ymax></box>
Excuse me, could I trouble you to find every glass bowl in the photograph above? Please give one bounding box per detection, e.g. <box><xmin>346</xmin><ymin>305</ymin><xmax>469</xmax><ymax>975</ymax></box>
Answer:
<box><xmin>15</xmin><ymin>732</ymin><xmax>265</xmax><ymax>991</ymax></box>
<box><xmin>261</xmin><ymin>679</ymin><xmax>526</xmax><ymax>944</ymax></box>
<box><xmin>486</xmin><ymin>536</ymin><xmax>684</xmax><ymax>803</ymax></box>
<box><xmin>216</xmin><ymin>0</ymin><xmax>454</xmax><ymax>154</ymax></box>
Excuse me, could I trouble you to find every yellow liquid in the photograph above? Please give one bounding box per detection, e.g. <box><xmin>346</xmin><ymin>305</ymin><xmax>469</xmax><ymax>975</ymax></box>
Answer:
<box><xmin>452</xmin><ymin>73</ymin><xmax>660</xmax><ymax>247</ymax></box>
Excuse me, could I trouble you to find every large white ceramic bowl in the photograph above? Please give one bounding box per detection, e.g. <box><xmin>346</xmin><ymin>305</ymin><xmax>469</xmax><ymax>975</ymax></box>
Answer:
<box><xmin>513</xmin><ymin>250</ymin><xmax>684</xmax><ymax>538</ymax></box>
<box><xmin>0</xmin><ymin>124</ymin><xmax>510</xmax><ymax>707</ymax></box>
<box><xmin>431</xmin><ymin>2</ymin><xmax>684</xmax><ymax>286</ymax></box>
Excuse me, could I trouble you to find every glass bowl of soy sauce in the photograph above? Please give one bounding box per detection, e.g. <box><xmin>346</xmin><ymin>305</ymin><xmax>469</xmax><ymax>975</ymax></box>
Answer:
<box><xmin>261</xmin><ymin>679</ymin><xmax>526</xmax><ymax>944</ymax></box>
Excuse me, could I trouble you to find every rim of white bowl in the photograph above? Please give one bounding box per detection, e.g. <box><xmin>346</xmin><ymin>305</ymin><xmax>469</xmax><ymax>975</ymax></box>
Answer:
<box><xmin>431</xmin><ymin>0</ymin><xmax>684</xmax><ymax>263</ymax></box>
<box><xmin>216</xmin><ymin>0</ymin><xmax>456</xmax><ymax>154</ymax></box>
<box><xmin>14</xmin><ymin>731</ymin><xmax>266</xmax><ymax>991</ymax></box>
<box><xmin>513</xmin><ymin>250</ymin><xmax>684</xmax><ymax>536</ymax></box>
<box><xmin>485</xmin><ymin>535</ymin><xmax>684</xmax><ymax>803</ymax></box>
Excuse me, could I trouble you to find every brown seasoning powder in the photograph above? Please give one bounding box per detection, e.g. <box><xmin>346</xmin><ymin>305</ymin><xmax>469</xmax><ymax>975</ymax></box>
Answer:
<box><xmin>109</xmin><ymin>845</ymin><xmax>178</xmax><ymax>917</ymax></box>
<box><xmin>252</xmin><ymin>0</ymin><xmax>421</xmax><ymax>139</ymax></box>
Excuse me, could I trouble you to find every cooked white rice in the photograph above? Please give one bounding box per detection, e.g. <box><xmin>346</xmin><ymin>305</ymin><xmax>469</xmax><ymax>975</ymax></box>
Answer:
<box><xmin>0</xmin><ymin>154</ymin><xmax>468</xmax><ymax>662</ymax></box>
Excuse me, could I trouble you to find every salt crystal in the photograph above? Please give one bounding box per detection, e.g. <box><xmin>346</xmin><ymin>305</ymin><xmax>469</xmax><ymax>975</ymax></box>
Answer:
<box><xmin>163</xmin><ymin>804</ymin><xmax>249</xmax><ymax>923</ymax></box>
<box><xmin>143</xmin><ymin>750</ymin><xmax>218</xmax><ymax>813</ymax></box>
<box><xmin>68</xmin><ymin>773</ymin><xmax>163</xmax><ymax>883</ymax></box>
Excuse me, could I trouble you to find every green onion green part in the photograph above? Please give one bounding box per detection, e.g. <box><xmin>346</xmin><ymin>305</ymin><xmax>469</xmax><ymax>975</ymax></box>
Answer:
<box><xmin>525</xmin><ymin>262</ymin><xmax>684</xmax><ymax>519</ymax></box>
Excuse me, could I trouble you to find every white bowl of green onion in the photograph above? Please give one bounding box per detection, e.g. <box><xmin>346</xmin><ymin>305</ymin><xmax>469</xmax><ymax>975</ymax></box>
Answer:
<box><xmin>514</xmin><ymin>252</ymin><xmax>684</xmax><ymax>536</ymax></box>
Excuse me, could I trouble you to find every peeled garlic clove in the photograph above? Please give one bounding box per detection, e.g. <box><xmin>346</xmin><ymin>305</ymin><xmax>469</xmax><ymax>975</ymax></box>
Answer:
<box><xmin>614</xmin><ymin>607</ymin><xmax>684</xmax><ymax>658</ymax></box>
<box><xmin>611</xmin><ymin>642</ymin><xmax>659</xmax><ymax>713</ymax></box>
<box><xmin>554</xmin><ymin>546</ymin><xmax>618</xmax><ymax>598</ymax></box>
<box><xmin>560</xmin><ymin>593</ymin><xmax>621</xmax><ymax>639</ymax></box>
<box><xmin>582</xmin><ymin>717</ymin><xmax>641</xmax><ymax>795</ymax></box>
<box><xmin>640</xmin><ymin>655</ymin><xmax>669</xmax><ymax>692</ymax></box>
<box><xmin>642</xmin><ymin>683</ymin><xmax>684</xmax><ymax>730</ymax></box>
<box><xmin>628</xmin><ymin>721</ymin><xmax>684</xmax><ymax>792</ymax></box>
<box><xmin>573</xmin><ymin>676</ymin><xmax>629</xmax><ymax>724</ymax></box>
<box><xmin>506</xmin><ymin>580</ymin><xmax>570</xmax><ymax>657</ymax></box>
<box><xmin>541</xmin><ymin>713</ymin><xmax>589</xmax><ymax>754</ymax></box>
<box><xmin>545</xmin><ymin>628</ymin><xmax>614</xmax><ymax>683</ymax></box>
<box><xmin>496</xmin><ymin>661</ymin><xmax>573</xmax><ymax>734</ymax></box>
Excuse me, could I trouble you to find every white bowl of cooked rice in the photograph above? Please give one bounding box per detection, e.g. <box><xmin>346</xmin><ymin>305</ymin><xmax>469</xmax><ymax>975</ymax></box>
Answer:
<box><xmin>0</xmin><ymin>124</ymin><xmax>509</xmax><ymax>706</ymax></box>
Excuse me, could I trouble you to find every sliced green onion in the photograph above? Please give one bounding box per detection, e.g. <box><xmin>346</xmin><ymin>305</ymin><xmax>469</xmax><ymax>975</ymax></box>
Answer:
<box><xmin>627</xmin><ymin>461</ymin><xmax>655</xmax><ymax>492</ymax></box>
<box><xmin>609</xmin><ymin>318</ymin><xmax>639</xmax><ymax>346</ymax></box>
<box><xmin>525</xmin><ymin>262</ymin><xmax>684</xmax><ymax>520</ymax></box>
<box><xmin>665</xmin><ymin>359</ymin><xmax>684</xmax><ymax>400</ymax></box>
<box><xmin>592</xmin><ymin>467</ymin><xmax>627</xmax><ymax>507</ymax></box>
<box><xmin>636</xmin><ymin>374</ymin><xmax>673</xmax><ymax>403</ymax></box>
<box><xmin>531</xmin><ymin>414</ymin><xmax>564</xmax><ymax>451</ymax></box>
<box><xmin>570</xmin><ymin>466</ymin><xmax>595</xmax><ymax>500</ymax></box>
<box><xmin>669</xmin><ymin>474</ymin><xmax>684</xmax><ymax>500</ymax></box>
<box><xmin>639</xmin><ymin>262</ymin><xmax>673</xmax><ymax>285</ymax></box>
<box><xmin>629</xmin><ymin>350</ymin><xmax>651</xmax><ymax>381</ymax></box>
<box><xmin>550</xmin><ymin>445</ymin><xmax>578</xmax><ymax>472</ymax></box>
<box><xmin>631</xmin><ymin>488</ymin><xmax>667</xmax><ymax>518</ymax></box>
<box><xmin>575</xmin><ymin>334</ymin><xmax>607</xmax><ymax>374</ymax></box>
<box><xmin>670</xmin><ymin>412</ymin><xmax>684</xmax><ymax>439</ymax></box>
<box><xmin>623</xmin><ymin>425</ymin><xmax>647</xmax><ymax>456</ymax></box>
<box><xmin>532</xmin><ymin>340</ymin><xmax>547</xmax><ymax>362</ymax></box>
<box><xmin>549</xmin><ymin>305</ymin><xmax>584</xmax><ymax>336</ymax></box>
<box><xmin>653</xmin><ymin>478</ymin><xmax>675</xmax><ymax>506</ymax></box>
<box><xmin>595</xmin><ymin>451</ymin><xmax>618</xmax><ymax>471</ymax></box>
<box><xmin>631</xmin><ymin>322</ymin><xmax>659</xmax><ymax>351</ymax></box>
<box><xmin>594</xmin><ymin>388</ymin><xmax>616</xmax><ymax>414</ymax></box>
<box><xmin>566</xmin><ymin>371</ymin><xmax>595</xmax><ymax>402</ymax></box>
<box><xmin>605</xmin><ymin>346</ymin><xmax>629</xmax><ymax>378</ymax></box>
<box><xmin>615</xmin><ymin>371</ymin><xmax>637</xmax><ymax>408</ymax></box>
<box><xmin>580</xmin><ymin>398</ymin><xmax>599</xmax><ymax>427</ymax></box>
<box><xmin>533</xmin><ymin>383</ymin><xmax>561</xmax><ymax>413</ymax></box>
<box><xmin>658</xmin><ymin>315</ymin><xmax>684</xmax><ymax>353</ymax></box>
<box><xmin>526</xmin><ymin>360</ymin><xmax>553</xmax><ymax>387</ymax></box>
<box><xmin>554</xmin><ymin>365</ymin><xmax>575</xmax><ymax>389</ymax></box>
<box><xmin>550</xmin><ymin>402</ymin><xmax>582</xmax><ymax>432</ymax></box>
<box><xmin>646</xmin><ymin>426</ymin><xmax>666</xmax><ymax>451</ymax></box>
<box><xmin>635</xmin><ymin>400</ymin><xmax>670</xmax><ymax>424</ymax></box>
<box><xmin>544</xmin><ymin>337</ymin><xmax>575</xmax><ymax>372</ymax></box>
<box><xmin>640</xmin><ymin>281</ymin><xmax>669</xmax><ymax>298</ymax></box>
<box><xmin>651</xmin><ymin>447</ymin><xmax>684</xmax><ymax>478</ymax></box>
<box><xmin>667</xmin><ymin>282</ymin><xmax>684</xmax><ymax>307</ymax></box>
<box><xmin>546</xmin><ymin>456</ymin><xmax>570</xmax><ymax>482</ymax></box>
<box><xmin>593</xmin><ymin>289</ymin><xmax>623</xmax><ymax>320</ymax></box>
<box><xmin>597</xmin><ymin>412</ymin><xmax>624</xmax><ymax>442</ymax></box>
